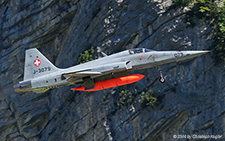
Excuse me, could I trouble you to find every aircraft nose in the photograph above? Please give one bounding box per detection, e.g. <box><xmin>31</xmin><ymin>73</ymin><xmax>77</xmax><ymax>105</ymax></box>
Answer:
<box><xmin>188</xmin><ymin>50</ymin><xmax>210</xmax><ymax>55</ymax></box>
<box><xmin>181</xmin><ymin>50</ymin><xmax>210</xmax><ymax>59</ymax></box>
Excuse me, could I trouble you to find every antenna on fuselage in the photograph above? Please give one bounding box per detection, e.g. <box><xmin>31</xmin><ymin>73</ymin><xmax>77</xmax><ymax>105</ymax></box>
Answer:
<box><xmin>97</xmin><ymin>47</ymin><xmax>108</xmax><ymax>57</ymax></box>
<box><xmin>101</xmin><ymin>52</ymin><xmax>107</xmax><ymax>57</ymax></box>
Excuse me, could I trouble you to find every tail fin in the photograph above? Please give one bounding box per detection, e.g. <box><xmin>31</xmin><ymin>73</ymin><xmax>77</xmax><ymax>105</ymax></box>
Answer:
<box><xmin>24</xmin><ymin>48</ymin><xmax>58</xmax><ymax>80</ymax></box>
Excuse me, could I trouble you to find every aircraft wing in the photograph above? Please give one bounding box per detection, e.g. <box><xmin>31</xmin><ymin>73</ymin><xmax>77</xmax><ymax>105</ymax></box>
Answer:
<box><xmin>63</xmin><ymin>61</ymin><xmax>132</xmax><ymax>79</ymax></box>
<box><xmin>62</xmin><ymin>70</ymin><xmax>103</xmax><ymax>86</ymax></box>
<box><xmin>63</xmin><ymin>71</ymin><xmax>102</xmax><ymax>78</ymax></box>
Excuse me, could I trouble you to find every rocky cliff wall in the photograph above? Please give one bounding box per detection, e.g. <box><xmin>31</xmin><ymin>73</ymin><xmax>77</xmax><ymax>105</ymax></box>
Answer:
<box><xmin>0</xmin><ymin>0</ymin><xmax>224</xmax><ymax>140</ymax></box>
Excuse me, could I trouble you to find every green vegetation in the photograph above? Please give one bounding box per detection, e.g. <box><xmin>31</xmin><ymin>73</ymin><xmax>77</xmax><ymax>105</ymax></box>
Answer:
<box><xmin>170</xmin><ymin>0</ymin><xmax>194</xmax><ymax>9</ymax></box>
<box><xmin>170</xmin><ymin>0</ymin><xmax>225</xmax><ymax>64</ymax></box>
<box><xmin>139</xmin><ymin>90</ymin><xmax>158</xmax><ymax>106</ymax></box>
<box><xmin>118</xmin><ymin>88</ymin><xmax>159</xmax><ymax>107</ymax></box>
<box><xmin>77</xmin><ymin>47</ymin><xmax>95</xmax><ymax>64</ymax></box>
<box><xmin>118</xmin><ymin>89</ymin><xmax>136</xmax><ymax>106</ymax></box>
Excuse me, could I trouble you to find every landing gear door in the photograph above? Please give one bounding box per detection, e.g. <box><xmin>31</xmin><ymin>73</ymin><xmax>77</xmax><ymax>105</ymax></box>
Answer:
<box><xmin>83</xmin><ymin>77</ymin><xmax>94</xmax><ymax>90</ymax></box>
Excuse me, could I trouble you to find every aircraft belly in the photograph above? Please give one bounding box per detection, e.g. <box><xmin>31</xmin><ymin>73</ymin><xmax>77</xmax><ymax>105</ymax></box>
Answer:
<box><xmin>132</xmin><ymin>64</ymin><xmax>155</xmax><ymax>70</ymax></box>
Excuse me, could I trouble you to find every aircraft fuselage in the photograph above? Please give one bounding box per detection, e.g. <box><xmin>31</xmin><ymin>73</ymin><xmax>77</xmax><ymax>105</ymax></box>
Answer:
<box><xmin>14</xmin><ymin>48</ymin><xmax>209</xmax><ymax>93</ymax></box>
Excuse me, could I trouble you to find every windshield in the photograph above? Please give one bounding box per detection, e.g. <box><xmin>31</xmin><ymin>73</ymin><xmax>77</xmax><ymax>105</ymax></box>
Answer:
<box><xmin>129</xmin><ymin>48</ymin><xmax>153</xmax><ymax>54</ymax></box>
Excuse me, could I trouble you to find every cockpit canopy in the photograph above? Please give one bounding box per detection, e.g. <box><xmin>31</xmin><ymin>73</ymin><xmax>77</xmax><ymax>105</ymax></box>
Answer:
<box><xmin>129</xmin><ymin>48</ymin><xmax>153</xmax><ymax>54</ymax></box>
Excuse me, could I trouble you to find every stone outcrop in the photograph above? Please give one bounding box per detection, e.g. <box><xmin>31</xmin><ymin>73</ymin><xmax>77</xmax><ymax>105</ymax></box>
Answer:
<box><xmin>0</xmin><ymin>0</ymin><xmax>224</xmax><ymax>140</ymax></box>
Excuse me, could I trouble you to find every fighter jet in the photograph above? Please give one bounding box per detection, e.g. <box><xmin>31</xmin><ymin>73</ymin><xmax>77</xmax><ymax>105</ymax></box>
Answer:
<box><xmin>14</xmin><ymin>48</ymin><xmax>209</xmax><ymax>93</ymax></box>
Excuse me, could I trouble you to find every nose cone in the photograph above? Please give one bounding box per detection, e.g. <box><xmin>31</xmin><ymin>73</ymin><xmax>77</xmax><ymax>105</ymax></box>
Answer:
<box><xmin>186</xmin><ymin>50</ymin><xmax>210</xmax><ymax>56</ymax></box>
<box><xmin>177</xmin><ymin>50</ymin><xmax>210</xmax><ymax>61</ymax></box>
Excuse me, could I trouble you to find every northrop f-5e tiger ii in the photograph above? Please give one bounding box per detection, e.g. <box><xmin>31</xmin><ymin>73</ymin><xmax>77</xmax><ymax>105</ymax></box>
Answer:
<box><xmin>14</xmin><ymin>48</ymin><xmax>209</xmax><ymax>93</ymax></box>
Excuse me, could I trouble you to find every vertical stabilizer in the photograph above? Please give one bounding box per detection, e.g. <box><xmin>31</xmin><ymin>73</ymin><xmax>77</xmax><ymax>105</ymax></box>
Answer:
<box><xmin>24</xmin><ymin>48</ymin><xmax>58</xmax><ymax>80</ymax></box>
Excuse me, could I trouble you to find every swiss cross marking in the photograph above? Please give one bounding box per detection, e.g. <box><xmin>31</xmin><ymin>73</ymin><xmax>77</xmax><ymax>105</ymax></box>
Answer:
<box><xmin>33</xmin><ymin>59</ymin><xmax>41</xmax><ymax>67</ymax></box>
<box><xmin>138</xmin><ymin>56</ymin><xmax>142</xmax><ymax>60</ymax></box>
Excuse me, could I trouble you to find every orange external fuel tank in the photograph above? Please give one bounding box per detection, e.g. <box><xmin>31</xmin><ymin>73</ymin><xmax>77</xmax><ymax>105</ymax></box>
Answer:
<box><xmin>71</xmin><ymin>74</ymin><xmax>145</xmax><ymax>91</ymax></box>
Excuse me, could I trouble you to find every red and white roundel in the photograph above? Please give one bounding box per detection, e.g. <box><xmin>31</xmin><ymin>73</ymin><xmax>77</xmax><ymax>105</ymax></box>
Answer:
<box><xmin>33</xmin><ymin>59</ymin><xmax>41</xmax><ymax>67</ymax></box>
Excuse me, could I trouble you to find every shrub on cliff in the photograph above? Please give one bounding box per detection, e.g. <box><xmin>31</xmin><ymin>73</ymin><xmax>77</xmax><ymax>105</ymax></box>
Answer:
<box><xmin>171</xmin><ymin>0</ymin><xmax>225</xmax><ymax>64</ymax></box>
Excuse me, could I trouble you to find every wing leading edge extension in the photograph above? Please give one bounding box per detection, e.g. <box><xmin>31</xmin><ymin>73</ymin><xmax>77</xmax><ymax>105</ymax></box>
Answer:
<box><xmin>62</xmin><ymin>70</ymin><xmax>102</xmax><ymax>78</ymax></box>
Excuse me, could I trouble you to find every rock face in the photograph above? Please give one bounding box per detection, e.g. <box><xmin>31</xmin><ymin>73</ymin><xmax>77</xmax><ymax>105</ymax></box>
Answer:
<box><xmin>0</xmin><ymin>0</ymin><xmax>224</xmax><ymax>140</ymax></box>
